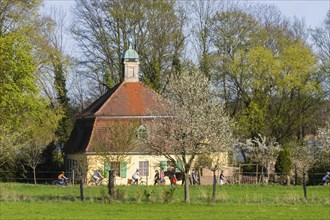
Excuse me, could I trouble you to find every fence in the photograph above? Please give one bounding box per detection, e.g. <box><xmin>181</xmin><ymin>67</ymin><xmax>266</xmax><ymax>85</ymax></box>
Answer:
<box><xmin>0</xmin><ymin>170</ymin><xmax>75</xmax><ymax>184</ymax></box>
<box><xmin>0</xmin><ymin>170</ymin><xmax>328</xmax><ymax>186</ymax></box>
<box><xmin>199</xmin><ymin>171</ymin><xmax>328</xmax><ymax>185</ymax></box>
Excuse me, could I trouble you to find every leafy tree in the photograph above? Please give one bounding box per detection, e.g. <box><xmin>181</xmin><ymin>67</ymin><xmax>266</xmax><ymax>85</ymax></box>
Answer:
<box><xmin>21</xmin><ymin>106</ymin><xmax>60</xmax><ymax>184</ymax></box>
<box><xmin>241</xmin><ymin>134</ymin><xmax>280</xmax><ymax>183</ymax></box>
<box><xmin>0</xmin><ymin>0</ymin><xmax>42</xmax><ymax>37</ymax></box>
<box><xmin>1</xmin><ymin>1</ymin><xmax>74</xmax><ymax>182</ymax></box>
<box><xmin>144</xmin><ymin>69</ymin><xmax>234</xmax><ymax>203</ymax></box>
<box><xmin>0</xmin><ymin>1</ymin><xmax>46</xmax><ymax>175</ymax></box>
<box><xmin>308</xmin><ymin>115</ymin><xmax>330</xmax><ymax>185</ymax></box>
<box><xmin>275</xmin><ymin>148</ymin><xmax>292</xmax><ymax>185</ymax></box>
<box><xmin>0</xmin><ymin>34</ymin><xmax>38</xmax><ymax>128</ymax></box>
<box><xmin>0</xmin><ymin>33</ymin><xmax>61</xmax><ymax>178</ymax></box>
<box><xmin>0</xmin><ymin>125</ymin><xmax>27</xmax><ymax>179</ymax></box>
<box><xmin>290</xmin><ymin>141</ymin><xmax>318</xmax><ymax>199</ymax></box>
<box><xmin>36</xmin><ymin>8</ymin><xmax>74</xmax><ymax>146</ymax></box>
<box><xmin>210</xmin><ymin>7</ymin><xmax>324</xmax><ymax>145</ymax></box>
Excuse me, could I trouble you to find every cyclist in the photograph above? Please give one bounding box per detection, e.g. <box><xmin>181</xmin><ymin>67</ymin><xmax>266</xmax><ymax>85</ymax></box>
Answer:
<box><xmin>322</xmin><ymin>172</ymin><xmax>330</xmax><ymax>185</ymax></box>
<box><xmin>57</xmin><ymin>171</ymin><xmax>68</xmax><ymax>184</ymax></box>
<box><xmin>132</xmin><ymin>169</ymin><xmax>140</xmax><ymax>184</ymax></box>
<box><xmin>92</xmin><ymin>169</ymin><xmax>104</xmax><ymax>184</ymax></box>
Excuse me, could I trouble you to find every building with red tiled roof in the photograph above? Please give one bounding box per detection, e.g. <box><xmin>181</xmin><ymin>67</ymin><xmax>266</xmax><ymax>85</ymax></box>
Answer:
<box><xmin>63</xmin><ymin>40</ymin><xmax>176</xmax><ymax>185</ymax></box>
<box><xmin>63</xmin><ymin>81</ymin><xmax>167</xmax><ymax>154</ymax></box>
<box><xmin>64</xmin><ymin>40</ymin><xmax>230</xmax><ymax>185</ymax></box>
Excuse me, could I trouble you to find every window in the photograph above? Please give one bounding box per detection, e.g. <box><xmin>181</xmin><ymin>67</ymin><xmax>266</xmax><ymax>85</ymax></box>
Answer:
<box><xmin>136</xmin><ymin>125</ymin><xmax>148</xmax><ymax>140</ymax></box>
<box><xmin>104</xmin><ymin>162</ymin><xmax>127</xmax><ymax>178</ymax></box>
<box><xmin>160</xmin><ymin>161</ymin><xmax>167</xmax><ymax>171</ymax></box>
<box><xmin>166</xmin><ymin>160</ymin><xmax>183</xmax><ymax>172</ymax></box>
<box><xmin>167</xmin><ymin>160</ymin><xmax>175</xmax><ymax>171</ymax></box>
<box><xmin>139</xmin><ymin>161</ymin><xmax>149</xmax><ymax>176</ymax></box>
<box><xmin>176</xmin><ymin>160</ymin><xmax>183</xmax><ymax>172</ymax></box>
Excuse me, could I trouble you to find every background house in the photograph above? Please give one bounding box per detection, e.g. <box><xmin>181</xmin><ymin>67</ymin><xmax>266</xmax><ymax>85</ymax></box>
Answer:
<box><xmin>63</xmin><ymin>41</ymin><xmax>230</xmax><ymax>185</ymax></box>
<box><xmin>63</xmin><ymin>41</ymin><xmax>182</xmax><ymax>185</ymax></box>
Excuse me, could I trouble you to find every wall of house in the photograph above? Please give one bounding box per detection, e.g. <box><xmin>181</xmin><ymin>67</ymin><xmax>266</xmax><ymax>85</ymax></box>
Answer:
<box><xmin>66</xmin><ymin>152</ymin><xmax>229</xmax><ymax>185</ymax></box>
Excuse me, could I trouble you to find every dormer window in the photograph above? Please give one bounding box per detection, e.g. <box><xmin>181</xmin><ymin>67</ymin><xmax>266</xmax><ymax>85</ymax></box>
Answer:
<box><xmin>136</xmin><ymin>125</ymin><xmax>148</xmax><ymax>140</ymax></box>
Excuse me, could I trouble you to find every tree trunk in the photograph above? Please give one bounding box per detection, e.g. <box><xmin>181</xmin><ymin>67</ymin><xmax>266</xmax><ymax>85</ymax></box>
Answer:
<box><xmin>108</xmin><ymin>169</ymin><xmax>115</xmax><ymax>201</ymax></box>
<box><xmin>184</xmin><ymin>171</ymin><xmax>190</xmax><ymax>203</ymax></box>
<box><xmin>79</xmin><ymin>180</ymin><xmax>84</xmax><ymax>201</ymax></box>
<box><xmin>286</xmin><ymin>175</ymin><xmax>290</xmax><ymax>186</ymax></box>
<box><xmin>198</xmin><ymin>166</ymin><xmax>202</xmax><ymax>185</ymax></box>
<box><xmin>33</xmin><ymin>167</ymin><xmax>36</xmax><ymax>185</ymax></box>
<box><xmin>267</xmin><ymin>163</ymin><xmax>270</xmax><ymax>184</ymax></box>
<box><xmin>303</xmin><ymin>172</ymin><xmax>307</xmax><ymax>200</ymax></box>
<box><xmin>256</xmin><ymin>164</ymin><xmax>258</xmax><ymax>184</ymax></box>
<box><xmin>294</xmin><ymin>164</ymin><xmax>298</xmax><ymax>185</ymax></box>
<box><xmin>212</xmin><ymin>170</ymin><xmax>217</xmax><ymax>204</ymax></box>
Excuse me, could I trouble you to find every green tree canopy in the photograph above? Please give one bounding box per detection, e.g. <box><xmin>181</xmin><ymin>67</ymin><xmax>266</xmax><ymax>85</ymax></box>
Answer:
<box><xmin>210</xmin><ymin>8</ymin><xmax>324</xmax><ymax>144</ymax></box>
<box><xmin>0</xmin><ymin>33</ymin><xmax>61</xmax><ymax>172</ymax></box>
<box><xmin>275</xmin><ymin>148</ymin><xmax>292</xmax><ymax>176</ymax></box>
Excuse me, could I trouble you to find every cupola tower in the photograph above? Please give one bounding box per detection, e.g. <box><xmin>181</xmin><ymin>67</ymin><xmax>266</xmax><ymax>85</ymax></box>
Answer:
<box><xmin>122</xmin><ymin>38</ymin><xmax>139</xmax><ymax>82</ymax></box>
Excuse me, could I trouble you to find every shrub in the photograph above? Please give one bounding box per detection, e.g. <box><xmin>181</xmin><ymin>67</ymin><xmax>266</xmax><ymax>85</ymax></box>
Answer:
<box><xmin>99</xmin><ymin>188</ymin><xmax>109</xmax><ymax>203</ymax></box>
<box><xmin>275</xmin><ymin>149</ymin><xmax>292</xmax><ymax>175</ymax></box>
<box><xmin>115</xmin><ymin>188</ymin><xmax>127</xmax><ymax>201</ymax></box>
<box><xmin>162</xmin><ymin>187</ymin><xmax>175</xmax><ymax>203</ymax></box>
<box><xmin>135</xmin><ymin>190</ymin><xmax>142</xmax><ymax>202</ymax></box>
<box><xmin>143</xmin><ymin>189</ymin><xmax>152</xmax><ymax>201</ymax></box>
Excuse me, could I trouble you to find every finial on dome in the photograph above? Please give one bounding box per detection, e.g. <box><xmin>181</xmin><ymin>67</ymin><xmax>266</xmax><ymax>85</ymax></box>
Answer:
<box><xmin>123</xmin><ymin>37</ymin><xmax>139</xmax><ymax>62</ymax></box>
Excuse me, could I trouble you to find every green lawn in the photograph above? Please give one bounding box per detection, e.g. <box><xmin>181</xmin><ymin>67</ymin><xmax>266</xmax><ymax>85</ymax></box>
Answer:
<box><xmin>1</xmin><ymin>183</ymin><xmax>329</xmax><ymax>219</ymax></box>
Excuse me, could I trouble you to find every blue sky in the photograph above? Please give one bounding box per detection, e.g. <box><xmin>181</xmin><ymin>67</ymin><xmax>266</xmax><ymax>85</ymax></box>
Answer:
<box><xmin>42</xmin><ymin>0</ymin><xmax>329</xmax><ymax>28</ymax></box>
<box><xmin>41</xmin><ymin>0</ymin><xmax>329</xmax><ymax>56</ymax></box>
<box><xmin>267</xmin><ymin>0</ymin><xmax>329</xmax><ymax>28</ymax></box>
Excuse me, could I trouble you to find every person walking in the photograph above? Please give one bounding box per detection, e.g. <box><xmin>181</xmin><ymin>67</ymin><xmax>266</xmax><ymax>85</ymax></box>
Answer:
<box><xmin>170</xmin><ymin>170</ymin><xmax>177</xmax><ymax>186</ymax></box>
<box><xmin>159</xmin><ymin>168</ymin><xmax>165</xmax><ymax>185</ymax></box>
<box><xmin>191</xmin><ymin>169</ymin><xmax>197</xmax><ymax>185</ymax></box>
<box><xmin>219</xmin><ymin>171</ymin><xmax>224</xmax><ymax>185</ymax></box>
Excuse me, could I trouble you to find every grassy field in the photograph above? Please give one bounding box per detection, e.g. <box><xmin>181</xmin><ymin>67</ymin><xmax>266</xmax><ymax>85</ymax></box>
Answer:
<box><xmin>0</xmin><ymin>183</ymin><xmax>329</xmax><ymax>219</ymax></box>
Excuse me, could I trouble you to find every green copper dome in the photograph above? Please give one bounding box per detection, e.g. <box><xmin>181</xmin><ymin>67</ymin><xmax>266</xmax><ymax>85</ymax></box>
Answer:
<box><xmin>123</xmin><ymin>38</ymin><xmax>139</xmax><ymax>62</ymax></box>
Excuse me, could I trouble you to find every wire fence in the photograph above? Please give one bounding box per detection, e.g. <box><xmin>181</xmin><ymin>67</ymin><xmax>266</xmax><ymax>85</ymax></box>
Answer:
<box><xmin>0</xmin><ymin>171</ymin><xmax>75</xmax><ymax>184</ymax></box>
<box><xmin>0</xmin><ymin>170</ymin><xmax>327</xmax><ymax>186</ymax></box>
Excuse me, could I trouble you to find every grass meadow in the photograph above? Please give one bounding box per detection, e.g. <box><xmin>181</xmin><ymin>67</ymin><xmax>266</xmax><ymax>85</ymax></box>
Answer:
<box><xmin>0</xmin><ymin>182</ymin><xmax>329</xmax><ymax>219</ymax></box>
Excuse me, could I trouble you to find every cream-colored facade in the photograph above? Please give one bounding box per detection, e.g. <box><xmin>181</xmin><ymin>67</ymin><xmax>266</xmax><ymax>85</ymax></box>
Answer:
<box><xmin>66</xmin><ymin>152</ymin><xmax>229</xmax><ymax>185</ymax></box>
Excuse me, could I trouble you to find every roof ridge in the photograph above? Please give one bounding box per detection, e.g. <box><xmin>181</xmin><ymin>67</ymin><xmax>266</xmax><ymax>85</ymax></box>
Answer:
<box><xmin>95</xmin><ymin>81</ymin><xmax>125</xmax><ymax>115</ymax></box>
<box><xmin>79</xmin><ymin>82</ymin><xmax>123</xmax><ymax>117</ymax></box>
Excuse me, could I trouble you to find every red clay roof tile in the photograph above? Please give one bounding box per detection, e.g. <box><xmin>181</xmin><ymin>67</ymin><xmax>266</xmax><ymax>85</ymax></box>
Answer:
<box><xmin>64</xmin><ymin>81</ymin><xmax>169</xmax><ymax>154</ymax></box>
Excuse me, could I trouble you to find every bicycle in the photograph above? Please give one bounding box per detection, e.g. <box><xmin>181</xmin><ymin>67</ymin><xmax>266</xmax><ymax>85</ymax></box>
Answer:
<box><xmin>128</xmin><ymin>177</ymin><xmax>147</xmax><ymax>185</ymax></box>
<box><xmin>52</xmin><ymin>178</ymin><xmax>69</xmax><ymax>186</ymax></box>
<box><xmin>87</xmin><ymin>177</ymin><xmax>109</xmax><ymax>186</ymax></box>
<box><xmin>317</xmin><ymin>180</ymin><xmax>330</xmax><ymax>186</ymax></box>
